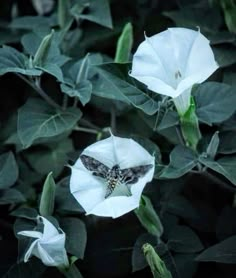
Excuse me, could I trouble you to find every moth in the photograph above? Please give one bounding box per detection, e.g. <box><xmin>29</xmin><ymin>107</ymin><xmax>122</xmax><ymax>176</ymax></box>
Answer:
<box><xmin>80</xmin><ymin>154</ymin><xmax>153</xmax><ymax>198</ymax></box>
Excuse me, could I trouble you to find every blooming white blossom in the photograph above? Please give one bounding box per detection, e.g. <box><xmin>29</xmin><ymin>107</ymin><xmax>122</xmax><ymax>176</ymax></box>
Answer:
<box><xmin>70</xmin><ymin>135</ymin><xmax>155</xmax><ymax>218</ymax></box>
<box><xmin>130</xmin><ymin>27</ymin><xmax>219</xmax><ymax>115</ymax></box>
<box><xmin>18</xmin><ymin>216</ymin><xmax>69</xmax><ymax>268</ymax></box>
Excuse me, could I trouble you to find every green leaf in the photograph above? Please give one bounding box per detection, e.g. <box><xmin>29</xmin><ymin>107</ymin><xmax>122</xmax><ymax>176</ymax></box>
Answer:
<box><xmin>221</xmin><ymin>0</ymin><xmax>236</xmax><ymax>33</ymax></box>
<box><xmin>60</xmin><ymin>217</ymin><xmax>87</xmax><ymax>259</ymax></box>
<box><xmin>39</xmin><ymin>172</ymin><xmax>56</xmax><ymax>217</ymax></box>
<box><xmin>0</xmin><ymin>46</ymin><xmax>41</xmax><ymax>76</ymax></box>
<box><xmin>10</xmin><ymin>15</ymin><xmax>54</xmax><ymax>30</ymax></box>
<box><xmin>159</xmin><ymin>146</ymin><xmax>197</xmax><ymax>179</ymax></box>
<box><xmin>164</xmin><ymin>7</ymin><xmax>221</xmax><ymax>32</ymax></box>
<box><xmin>213</xmin><ymin>46</ymin><xmax>236</xmax><ymax>67</ymax></box>
<box><xmin>17</xmin><ymin>98</ymin><xmax>82</xmax><ymax>148</ymax></box>
<box><xmin>219</xmin><ymin>131</ymin><xmax>236</xmax><ymax>154</ymax></box>
<box><xmin>61</xmin><ymin>80</ymin><xmax>92</xmax><ymax>106</ymax></box>
<box><xmin>37</xmin><ymin>63</ymin><xmax>64</xmax><ymax>82</ymax></box>
<box><xmin>193</xmin><ymin>82</ymin><xmax>236</xmax><ymax>125</ymax></box>
<box><xmin>143</xmin><ymin>243</ymin><xmax>172</xmax><ymax>278</ymax></box>
<box><xmin>79</xmin><ymin>0</ymin><xmax>113</xmax><ymax>28</ymax></box>
<box><xmin>92</xmin><ymin>63</ymin><xmax>160</xmax><ymax>115</ymax></box>
<box><xmin>11</xmin><ymin>207</ymin><xmax>38</xmax><ymax>220</ymax></box>
<box><xmin>0</xmin><ymin>189</ymin><xmax>25</xmax><ymax>205</ymax></box>
<box><xmin>0</xmin><ymin>152</ymin><xmax>19</xmax><ymax>189</ymax></box>
<box><xmin>199</xmin><ymin>155</ymin><xmax>236</xmax><ymax>185</ymax></box>
<box><xmin>26</xmin><ymin>139</ymin><xmax>74</xmax><ymax>177</ymax></box>
<box><xmin>196</xmin><ymin>235</ymin><xmax>236</xmax><ymax>263</ymax></box>
<box><xmin>4</xmin><ymin>259</ymin><xmax>46</xmax><ymax>278</ymax></box>
<box><xmin>55</xmin><ymin>177</ymin><xmax>85</xmax><ymax>214</ymax></box>
<box><xmin>167</xmin><ymin>225</ymin><xmax>204</xmax><ymax>253</ymax></box>
<box><xmin>115</xmin><ymin>22</ymin><xmax>133</xmax><ymax>63</ymax></box>
<box><xmin>135</xmin><ymin>196</ymin><xmax>163</xmax><ymax>237</ymax></box>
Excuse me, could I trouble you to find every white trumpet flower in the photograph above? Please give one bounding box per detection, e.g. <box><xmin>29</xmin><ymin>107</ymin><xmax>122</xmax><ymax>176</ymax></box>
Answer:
<box><xmin>18</xmin><ymin>216</ymin><xmax>69</xmax><ymax>268</ymax></box>
<box><xmin>70</xmin><ymin>135</ymin><xmax>155</xmax><ymax>218</ymax></box>
<box><xmin>130</xmin><ymin>27</ymin><xmax>219</xmax><ymax>115</ymax></box>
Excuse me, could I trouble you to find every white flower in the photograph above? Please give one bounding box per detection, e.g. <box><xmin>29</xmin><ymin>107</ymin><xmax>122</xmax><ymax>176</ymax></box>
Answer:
<box><xmin>70</xmin><ymin>135</ymin><xmax>155</xmax><ymax>218</ymax></box>
<box><xmin>18</xmin><ymin>216</ymin><xmax>69</xmax><ymax>268</ymax></box>
<box><xmin>130</xmin><ymin>27</ymin><xmax>219</xmax><ymax>115</ymax></box>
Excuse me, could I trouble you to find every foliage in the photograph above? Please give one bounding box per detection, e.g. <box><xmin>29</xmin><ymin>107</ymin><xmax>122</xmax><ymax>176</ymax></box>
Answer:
<box><xmin>0</xmin><ymin>0</ymin><xmax>236</xmax><ymax>277</ymax></box>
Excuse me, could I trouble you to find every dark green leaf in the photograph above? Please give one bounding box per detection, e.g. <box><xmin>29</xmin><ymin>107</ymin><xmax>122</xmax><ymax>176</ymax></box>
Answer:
<box><xmin>11</xmin><ymin>207</ymin><xmax>38</xmax><ymax>220</ymax></box>
<box><xmin>221</xmin><ymin>0</ymin><xmax>236</xmax><ymax>33</ymax></box>
<box><xmin>199</xmin><ymin>155</ymin><xmax>236</xmax><ymax>185</ymax></box>
<box><xmin>213</xmin><ymin>46</ymin><xmax>236</xmax><ymax>67</ymax></box>
<box><xmin>159</xmin><ymin>146</ymin><xmax>197</xmax><ymax>179</ymax></box>
<box><xmin>219</xmin><ymin>131</ymin><xmax>236</xmax><ymax>154</ymax></box>
<box><xmin>79</xmin><ymin>0</ymin><xmax>113</xmax><ymax>28</ymax></box>
<box><xmin>39</xmin><ymin>172</ymin><xmax>56</xmax><ymax>217</ymax></box>
<box><xmin>196</xmin><ymin>235</ymin><xmax>236</xmax><ymax>263</ymax></box>
<box><xmin>4</xmin><ymin>259</ymin><xmax>46</xmax><ymax>278</ymax></box>
<box><xmin>55</xmin><ymin>177</ymin><xmax>85</xmax><ymax>214</ymax></box>
<box><xmin>60</xmin><ymin>217</ymin><xmax>87</xmax><ymax>259</ymax></box>
<box><xmin>92</xmin><ymin>63</ymin><xmax>160</xmax><ymax>115</ymax></box>
<box><xmin>17</xmin><ymin>98</ymin><xmax>81</xmax><ymax>148</ymax></box>
<box><xmin>194</xmin><ymin>82</ymin><xmax>236</xmax><ymax>125</ymax></box>
<box><xmin>10</xmin><ymin>16</ymin><xmax>54</xmax><ymax>30</ymax></box>
<box><xmin>26</xmin><ymin>139</ymin><xmax>73</xmax><ymax>177</ymax></box>
<box><xmin>61</xmin><ymin>80</ymin><xmax>92</xmax><ymax>106</ymax></box>
<box><xmin>164</xmin><ymin>7</ymin><xmax>221</xmax><ymax>32</ymax></box>
<box><xmin>167</xmin><ymin>225</ymin><xmax>204</xmax><ymax>253</ymax></box>
<box><xmin>0</xmin><ymin>189</ymin><xmax>25</xmax><ymax>205</ymax></box>
<box><xmin>0</xmin><ymin>46</ymin><xmax>41</xmax><ymax>76</ymax></box>
<box><xmin>0</xmin><ymin>152</ymin><xmax>19</xmax><ymax>189</ymax></box>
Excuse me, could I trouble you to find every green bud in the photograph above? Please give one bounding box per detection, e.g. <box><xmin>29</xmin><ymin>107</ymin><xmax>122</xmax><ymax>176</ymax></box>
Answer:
<box><xmin>143</xmin><ymin>243</ymin><xmax>172</xmax><ymax>278</ymax></box>
<box><xmin>180</xmin><ymin>96</ymin><xmax>201</xmax><ymax>151</ymax></box>
<box><xmin>115</xmin><ymin>22</ymin><xmax>133</xmax><ymax>63</ymax></box>
<box><xmin>39</xmin><ymin>172</ymin><xmax>56</xmax><ymax>217</ymax></box>
<box><xmin>33</xmin><ymin>30</ymin><xmax>54</xmax><ymax>67</ymax></box>
<box><xmin>135</xmin><ymin>195</ymin><xmax>163</xmax><ymax>237</ymax></box>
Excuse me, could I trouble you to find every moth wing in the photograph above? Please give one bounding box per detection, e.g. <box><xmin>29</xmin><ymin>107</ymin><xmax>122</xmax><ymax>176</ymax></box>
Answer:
<box><xmin>80</xmin><ymin>154</ymin><xmax>110</xmax><ymax>178</ymax></box>
<box><xmin>121</xmin><ymin>164</ymin><xmax>153</xmax><ymax>185</ymax></box>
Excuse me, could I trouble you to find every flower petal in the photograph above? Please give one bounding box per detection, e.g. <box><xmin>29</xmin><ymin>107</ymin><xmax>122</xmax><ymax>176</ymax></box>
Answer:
<box><xmin>87</xmin><ymin>196</ymin><xmax>138</xmax><ymax>218</ymax></box>
<box><xmin>184</xmin><ymin>29</ymin><xmax>219</xmax><ymax>81</ymax></box>
<box><xmin>23</xmin><ymin>239</ymin><xmax>39</xmax><ymax>262</ymax></box>
<box><xmin>130</xmin><ymin>27</ymin><xmax>218</xmax><ymax>99</ymax></box>
<box><xmin>78</xmin><ymin>136</ymin><xmax>118</xmax><ymax>168</ymax></box>
<box><xmin>18</xmin><ymin>230</ymin><xmax>43</xmax><ymax>239</ymax></box>
<box><xmin>39</xmin><ymin>216</ymin><xmax>60</xmax><ymax>241</ymax></box>
<box><xmin>38</xmin><ymin>233</ymin><xmax>69</xmax><ymax>267</ymax></box>
<box><xmin>70</xmin><ymin>166</ymin><xmax>106</xmax><ymax>212</ymax></box>
<box><xmin>112</xmin><ymin>136</ymin><xmax>154</xmax><ymax>169</ymax></box>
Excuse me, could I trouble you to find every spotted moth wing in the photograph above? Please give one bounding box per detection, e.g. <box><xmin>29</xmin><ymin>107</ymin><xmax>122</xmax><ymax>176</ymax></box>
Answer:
<box><xmin>80</xmin><ymin>154</ymin><xmax>110</xmax><ymax>178</ymax></box>
<box><xmin>120</xmin><ymin>164</ymin><xmax>153</xmax><ymax>185</ymax></box>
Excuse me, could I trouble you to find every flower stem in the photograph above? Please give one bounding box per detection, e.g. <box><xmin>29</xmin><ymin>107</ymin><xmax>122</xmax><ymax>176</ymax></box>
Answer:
<box><xmin>16</xmin><ymin>74</ymin><xmax>61</xmax><ymax>109</ymax></box>
<box><xmin>73</xmin><ymin>126</ymin><xmax>99</xmax><ymax>134</ymax></box>
<box><xmin>58</xmin><ymin>264</ymin><xmax>83</xmax><ymax>278</ymax></box>
<box><xmin>110</xmin><ymin>105</ymin><xmax>116</xmax><ymax>134</ymax></box>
